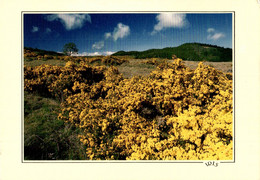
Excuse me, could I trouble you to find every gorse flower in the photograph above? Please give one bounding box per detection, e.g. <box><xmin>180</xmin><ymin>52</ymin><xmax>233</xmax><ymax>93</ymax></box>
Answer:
<box><xmin>24</xmin><ymin>58</ymin><xmax>233</xmax><ymax>160</ymax></box>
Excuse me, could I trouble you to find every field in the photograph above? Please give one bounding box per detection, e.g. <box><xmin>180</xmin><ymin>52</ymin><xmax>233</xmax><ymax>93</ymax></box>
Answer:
<box><xmin>117</xmin><ymin>59</ymin><xmax>232</xmax><ymax>78</ymax></box>
<box><xmin>24</xmin><ymin>53</ymin><xmax>233</xmax><ymax>160</ymax></box>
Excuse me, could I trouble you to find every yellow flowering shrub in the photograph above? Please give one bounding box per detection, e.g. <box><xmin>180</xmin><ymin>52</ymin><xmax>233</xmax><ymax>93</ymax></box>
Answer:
<box><xmin>24</xmin><ymin>49</ymin><xmax>37</xmax><ymax>57</ymax></box>
<box><xmin>37</xmin><ymin>55</ymin><xmax>43</xmax><ymax>60</ymax></box>
<box><xmin>44</xmin><ymin>55</ymin><xmax>53</xmax><ymax>60</ymax></box>
<box><xmin>24</xmin><ymin>61</ymin><xmax>107</xmax><ymax>101</ymax></box>
<box><xmin>24</xmin><ymin>58</ymin><xmax>233</xmax><ymax>160</ymax></box>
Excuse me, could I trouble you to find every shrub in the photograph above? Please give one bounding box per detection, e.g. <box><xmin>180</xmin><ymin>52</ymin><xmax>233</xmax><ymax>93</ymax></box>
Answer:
<box><xmin>58</xmin><ymin>59</ymin><xmax>233</xmax><ymax>160</ymax></box>
<box><xmin>44</xmin><ymin>55</ymin><xmax>53</xmax><ymax>60</ymax></box>
<box><xmin>24</xmin><ymin>58</ymin><xmax>233</xmax><ymax>160</ymax></box>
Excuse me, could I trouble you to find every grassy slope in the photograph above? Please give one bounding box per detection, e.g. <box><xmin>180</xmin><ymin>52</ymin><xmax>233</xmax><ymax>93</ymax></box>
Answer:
<box><xmin>24</xmin><ymin>59</ymin><xmax>66</xmax><ymax>67</ymax></box>
<box><xmin>113</xmin><ymin>43</ymin><xmax>232</xmax><ymax>62</ymax></box>
<box><xmin>24</xmin><ymin>92</ymin><xmax>87</xmax><ymax>160</ymax></box>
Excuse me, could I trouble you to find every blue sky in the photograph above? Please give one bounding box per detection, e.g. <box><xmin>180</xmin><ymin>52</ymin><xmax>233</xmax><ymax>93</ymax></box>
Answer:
<box><xmin>23</xmin><ymin>13</ymin><xmax>233</xmax><ymax>56</ymax></box>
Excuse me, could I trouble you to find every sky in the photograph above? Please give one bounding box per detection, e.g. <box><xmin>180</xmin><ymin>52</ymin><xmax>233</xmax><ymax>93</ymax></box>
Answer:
<box><xmin>23</xmin><ymin>13</ymin><xmax>233</xmax><ymax>56</ymax></box>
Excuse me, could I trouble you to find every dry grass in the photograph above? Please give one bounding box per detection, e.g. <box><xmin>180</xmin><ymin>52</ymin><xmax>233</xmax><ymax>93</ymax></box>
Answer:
<box><xmin>182</xmin><ymin>60</ymin><xmax>233</xmax><ymax>73</ymax></box>
<box><xmin>118</xmin><ymin>59</ymin><xmax>233</xmax><ymax>78</ymax></box>
<box><xmin>117</xmin><ymin>59</ymin><xmax>156</xmax><ymax>78</ymax></box>
<box><xmin>24</xmin><ymin>59</ymin><xmax>66</xmax><ymax>67</ymax></box>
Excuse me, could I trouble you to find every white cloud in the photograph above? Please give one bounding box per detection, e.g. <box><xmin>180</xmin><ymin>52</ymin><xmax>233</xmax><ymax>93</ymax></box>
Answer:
<box><xmin>31</xmin><ymin>26</ymin><xmax>39</xmax><ymax>32</ymax></box>
<box><xmin>103</xmin><ymin>23</ymin><xmax>130</xmax><ymax>41</ymax></box>
<box><xmin>88</xmin><ymin>23</ymin><xmax>130</xmax><ymax>56</ymax></box>
<box><xmin>92</xmin><ymin>41</ymin><xmax>104</xmax><ymax>49</ymax></box>
<box><xmin>152</xmin><ymin>13</ymin><xmax>188</xmax><ymax>34</ymax></box>
<box><xmin>112</xmin><ymin>23</ymin><xmax>130</xmax><ymax>41</ymax></box>
<box><xmin>104</xmin><ymin>32</ymin><xmax>112</xmax><ymax>39</ymax></box>
<box><xmin>207</xmin><ymin>33</ymin><xmax>225</xmax><ymax>40</ymax></box>
<box><xmin>46</xmin><ymin>28</ymin><xmax>52</xmax><ymax>33</ymax></box>
<box><xmin>207</xmin><ymin>28</ymin><xmax>215</xmax><ymax>33</ymax></box>
<box><xmin>46</xmin><ymin>14</ymin><xmax>91</xmax><ymax>30</ymax></box>
<box><xmin>207</xmin><ymin>28</ymin><xmax>225</xmax><ymax>40</ymax></box>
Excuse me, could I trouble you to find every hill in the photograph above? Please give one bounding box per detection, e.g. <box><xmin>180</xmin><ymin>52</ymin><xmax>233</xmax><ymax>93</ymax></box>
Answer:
<box><xmin>24</xmin><ymin>47</ymin><xmax>64</xmax><ymax>57</ymax></box>
<box><xmin>112</xmin><ymin>43</ymin><xmax>232</xmax><ymax>62</ymax></box>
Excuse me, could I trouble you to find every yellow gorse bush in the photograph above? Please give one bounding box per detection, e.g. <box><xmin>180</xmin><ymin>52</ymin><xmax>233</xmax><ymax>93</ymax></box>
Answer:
<box><xmin>24</xmin><ymin>61</ymin><xmax>107</xmax><ymax>101</ymax></box>
<box><xmin>24</xmin><ymin>58</ymin><xmax>233</xmax><ymax>160</ymax></box>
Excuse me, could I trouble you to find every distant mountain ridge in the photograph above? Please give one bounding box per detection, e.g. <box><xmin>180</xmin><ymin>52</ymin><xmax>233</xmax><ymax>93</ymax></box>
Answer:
<box><xmin>112</xmin><ymin>43</ymin><xmax>232</xmax><ymax>62</ymax></box>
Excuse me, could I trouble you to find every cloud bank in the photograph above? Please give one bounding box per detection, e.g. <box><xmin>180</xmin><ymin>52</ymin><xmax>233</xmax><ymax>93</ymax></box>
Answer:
<box><xmin>46</xmin><ymin>14</ymin><xmax>91</xmax><ymax>30</ymax></box>
<box><xmin>75</xmin><ymin>51</ymin><xmax>115</xmax><ymax>56</ymax></box>
<box><xmin>152</xmin><ymin>13</ymin><xmax>188</xmax><ymax>34</ymax></box>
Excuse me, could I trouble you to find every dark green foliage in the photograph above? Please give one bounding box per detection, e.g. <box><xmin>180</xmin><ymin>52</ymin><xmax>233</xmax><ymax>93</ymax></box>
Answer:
<box><xmin>112</xmin><ymin>50</ymin><xmax>139</xmax><ymax>57</ymax></box>
<box><xmin>112</xmin><ymin>43</ymin><xmax>232</xmax><ymax>62</ymax></box>
<box><xmin>62</xmin><ymin>42</ymin><xmax>79</xmax><ymax>56</ymax></box>
<box><xmin>24</xmin><ymin>92</ymin><xmax>87</xmax><ymax>160</ymax></box>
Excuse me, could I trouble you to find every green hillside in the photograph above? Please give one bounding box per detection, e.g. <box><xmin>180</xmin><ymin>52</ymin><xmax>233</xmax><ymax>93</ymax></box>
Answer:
<box><xmin>112</xmin><ymin>43</ymin><xmax>232</xmax><ymax>62</ymax></box>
